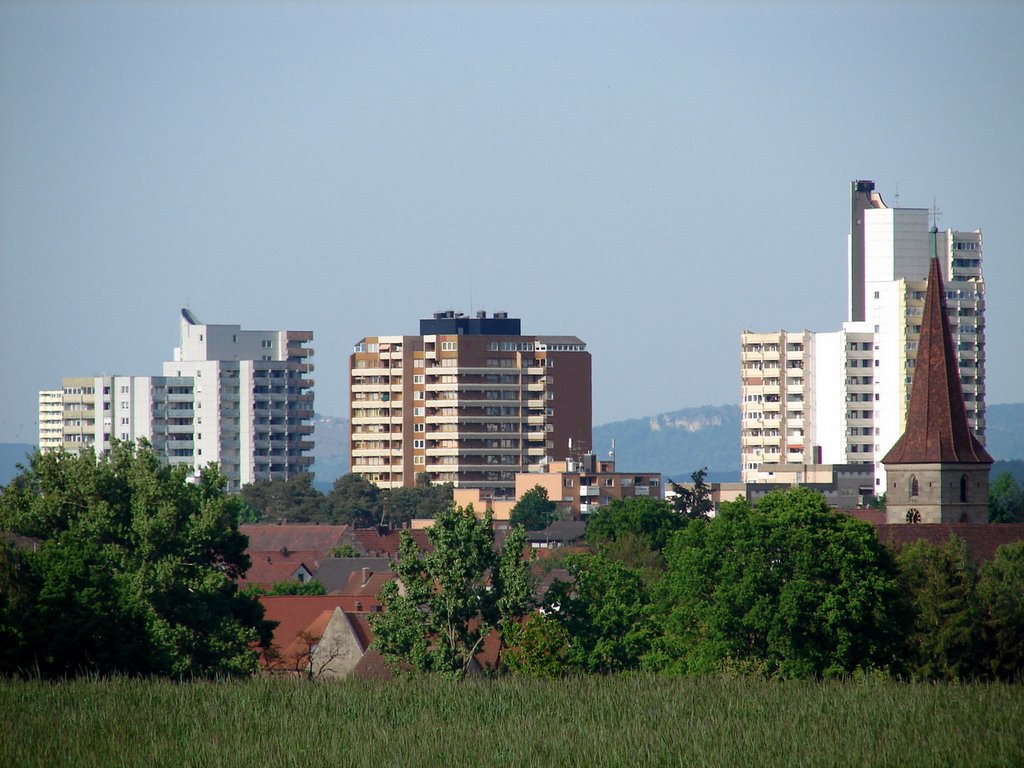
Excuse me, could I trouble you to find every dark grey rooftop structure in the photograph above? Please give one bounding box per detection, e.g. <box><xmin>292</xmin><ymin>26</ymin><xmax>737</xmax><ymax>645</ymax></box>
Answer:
<box><xmin>419</xmin><ymin>310</ymin><xmax>521</xmax><ymax>336</ymax></box>
<box><xmin>313</xmin><ymin>557</ymin><xmax>392</xmax><ymax>594</ymax></box>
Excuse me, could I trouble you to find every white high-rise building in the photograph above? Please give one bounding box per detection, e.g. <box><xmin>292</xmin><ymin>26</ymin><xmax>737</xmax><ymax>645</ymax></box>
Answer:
<box><xmin>164</xmin><ymin>309</ymin><xmax>315</xmax><ymax>489</ymax></box>
<box><xmin>38</xmin><ymin>310</ymin><xmax>315</xmax><ymax>491</ymax></box>
<box><xmin>741</xmin><ymin>180</ymin><xmax>986</xmax><ymax>491</ymax></box>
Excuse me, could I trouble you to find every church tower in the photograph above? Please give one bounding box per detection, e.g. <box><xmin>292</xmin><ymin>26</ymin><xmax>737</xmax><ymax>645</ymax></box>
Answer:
<box><xmin>881</xmin><ymin>247</ymin><xmax>992</xmax><ymax>523</ymax></box>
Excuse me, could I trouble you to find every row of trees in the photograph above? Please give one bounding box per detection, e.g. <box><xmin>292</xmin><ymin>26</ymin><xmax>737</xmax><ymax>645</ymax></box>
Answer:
<box><xmin>2</xmin><ymin>445</ymin><xmax>1020</xmax><ymax>682</ymax></box>
<box><xmin>372</xmin><ymin>489</ymin><xmax>1024</xmax><ymax>681</ymax></box>
<box><xmin>239</xmin><ymin>472</ymin><xmax>453</xmax><ymax>527</ymax></box>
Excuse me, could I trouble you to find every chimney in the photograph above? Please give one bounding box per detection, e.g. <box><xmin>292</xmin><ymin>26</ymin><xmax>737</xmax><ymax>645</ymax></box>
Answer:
<box><xmin>361</xmin><ymin>567</ymin><xmax>371</xmax><ymax>586</ymax></box>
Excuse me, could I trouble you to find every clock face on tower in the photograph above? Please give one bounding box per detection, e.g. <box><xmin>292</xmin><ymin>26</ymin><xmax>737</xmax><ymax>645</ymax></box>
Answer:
<box><xmin>905</xmin><ymin>508</ymin><xmax>921</xmax><ymax>524</ymax></box>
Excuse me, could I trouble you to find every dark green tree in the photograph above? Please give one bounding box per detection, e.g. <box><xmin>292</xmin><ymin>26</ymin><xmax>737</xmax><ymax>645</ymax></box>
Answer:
<box><xmin>544</xmin><ymin>551</ymin><xmax>653</xmax><ymax>673</ymax></box>
<box><xmin>0</xmin><ymin>539</ymin><xmax>39</xmax><ymax>675</ymax></box>
<box><xmin>324</xmin><ymin>473</ymin><xmax>382</xmax><ymax>527</ymax></box>
<box><xmin>601</xmin><ymin>531</ymin><xmax>667</xmax><ymax>586</ymax></box>
<box><xmin>896</xmin><ymin>535</ymin><xmax>981</xmax><ymax>681</ymax></box>
<box><xmin>509</xmin><ymin>485</ymin><xmax>558</xmax><ymax>531</ymax></box>
<box><xmin>976</xmin><ymin>541</ymin><xmax>1024</xmax><ymax>680</ymax></box>
<box><xmin>670</xmin><ymin>467</ymin><xmax>714</xmax><ymax>520</ymax></box>
<box><xmin>0</xmin><ymin>444</ymin><xmax>271</xmax><ymax>678</ymax></box>
<box><xmin>504</xmin><ymin>612</ymin><xmax>571</xmax><ymax>678</ymax></box>
<box><xmin>370</xmin><ymin>506</ymin><xmax>532</xmax><ymax>677</ymax></box>
<box><xmin>648</xmin><ymin>488</ymin><xmax>907</xmax><ymax>678</ymax></box>
<box><xmin>585</xmin><ymin>496</ymin><xmax>683</xmax><ymax>552</ymax></box>
<box><xmin>267</xmin><ymin>580</ymin><xmax>327</xmax><ymax>596</ymax></box>
<box><xmin>240</xmin><ymin>474</ymin><xmax>325</xmax><ymax>523</ymax></box>
<box><xmin>380</xmin><ymin>479</ymin><xmax>454</xmax><ymax>526</ymax></box>
<box><xmin>989</xmin><ymin>472</ymin><xmax>1023</xmax><ymax>523</ymax></box>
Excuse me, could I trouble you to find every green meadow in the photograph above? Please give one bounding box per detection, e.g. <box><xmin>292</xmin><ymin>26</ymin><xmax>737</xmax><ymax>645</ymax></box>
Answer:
<box><xmin>3</xmin><ymin>675</ymin><xmax>1021</xmax><ymax>767</ymax></box>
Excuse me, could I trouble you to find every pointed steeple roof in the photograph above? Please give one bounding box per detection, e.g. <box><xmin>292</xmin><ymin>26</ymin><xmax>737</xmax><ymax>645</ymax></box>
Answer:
<box><xmin>883</xmin><ymin>256</ymin><xmax>992</xmax><ymax>465</ymax></box>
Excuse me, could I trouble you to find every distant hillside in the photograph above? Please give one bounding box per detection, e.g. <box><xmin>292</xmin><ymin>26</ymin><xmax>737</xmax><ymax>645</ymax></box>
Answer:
<box><xmin>310</xmin><ymin>414</ymin><xmax>349</xmax><ymax>488</ymax></box>
<box><xmin>593</xmin><ymin>405</ymin><xmax>741</xmax><ymax>482</ymax></box>
<box><xmin>0</xmin><ymin>444</ymin><xmax>35</xmax><ymax>487</ymax></box>
<box><xmin>986</xmin><ymin>403</ymin><xmax>1024</xmax><ymax>461</ymax></box>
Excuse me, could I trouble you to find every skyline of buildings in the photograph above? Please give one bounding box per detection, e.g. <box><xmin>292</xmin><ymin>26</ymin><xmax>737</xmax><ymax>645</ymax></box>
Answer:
<box><xmin>740</xmin><ymin>180</ymin><xmax>986</xmax><ymax>492</ymax></box>
<box><xmin>349</xmin><ymin>311</ymin><xmax>591</xmax><ymax>498</ymax></box>
<box><xmin>30</xmin><ymin>179</ymin><xmax>997</xmax><ymax>511</ymax></box>
<box><xmin>37</xmin><ymin>310</ymin><xmax>315</xmax><ymax>491</ymax></box>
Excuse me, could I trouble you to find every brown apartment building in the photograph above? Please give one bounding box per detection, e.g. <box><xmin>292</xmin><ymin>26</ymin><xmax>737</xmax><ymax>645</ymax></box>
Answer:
<box><xmin>349</xmin><ymin>311</ymin><xmax>591</xmax><ymax>498</ymax></box>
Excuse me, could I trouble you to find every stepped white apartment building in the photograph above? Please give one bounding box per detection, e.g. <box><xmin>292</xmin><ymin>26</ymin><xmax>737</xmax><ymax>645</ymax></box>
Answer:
<box><xmin>350</xmin><ymin>310</ymin><xmax>591</xmax><ymax>498</ymax></box>
<box><xmin>38</xmin><ymin>310</ymin><xmax>315</xmax><ymax>491</ymax></box>
<box><xmin>740</xmin><ymin>180</ymin><xmax>986</xmax><ymax>491</ymax></box>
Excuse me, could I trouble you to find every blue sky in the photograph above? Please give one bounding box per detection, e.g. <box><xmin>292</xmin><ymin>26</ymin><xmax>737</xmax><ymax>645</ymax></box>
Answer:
<box><xmin>2</xmin><ymin>1</ymin><xmax>1022</xmax><ymax>444</ymax></box>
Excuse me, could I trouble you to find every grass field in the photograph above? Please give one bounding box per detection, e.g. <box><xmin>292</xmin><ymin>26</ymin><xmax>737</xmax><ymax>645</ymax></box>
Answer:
<box><xmin>3</xmin><ymin>675</ymin><xmax>1022</xmax><ymax>767</ymax></box>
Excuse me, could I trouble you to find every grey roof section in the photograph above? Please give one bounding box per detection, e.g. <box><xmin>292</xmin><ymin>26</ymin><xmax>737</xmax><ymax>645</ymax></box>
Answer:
<box><xmin>535</xmin><ymin>336</ymin><xmax>586</xmax><ymax>346</ymax></box>
<box><xmin>314</xmin><ymin>557</ymin><xmax>392</xmax><ymax>593</ymax></box>
<box><xmin>525</xmin><ymin>520</ymin><xmax>586</xmax><ymax>544</ymax></box>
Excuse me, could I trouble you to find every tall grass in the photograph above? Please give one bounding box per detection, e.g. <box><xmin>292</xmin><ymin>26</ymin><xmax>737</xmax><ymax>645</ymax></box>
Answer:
<box><xmin>3</xmin><ymin>675</ymin><xmax>1021</xmax><ymax>767</ymax></box>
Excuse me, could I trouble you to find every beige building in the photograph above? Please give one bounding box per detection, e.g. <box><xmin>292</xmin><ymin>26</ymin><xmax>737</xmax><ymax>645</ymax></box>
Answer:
<box><xmin>350</xmin><ymin>311</ymin><xmax>591</xmax><ymax>498</ymax></box>
<box><xmin>454</xmin><ymin>452</ymin><xmax>661</xmax><ymax>522</ymax></box>
<box><xmin>37</xmin><ymin>390</ymin><xmax>64</xmax><ymax>452</ymax></box>
<box><xmin>739</xmin><ymin>330</ymin><xmax>816</xmax><ymax>480</ymax></box>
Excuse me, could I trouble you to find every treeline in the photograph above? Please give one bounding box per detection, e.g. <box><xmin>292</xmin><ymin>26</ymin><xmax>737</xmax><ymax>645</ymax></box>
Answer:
<box><xmin>239</xmin><ymin>472</ymin><xmax>453</xmax><ymax>528</ymax></box>
<box><xmin>373</xmin><ymin>491</ymin><xmax>1024</xmax><ymax>682</ymax></box>
<box><xmin>2</xmin><ymin>445</ymin><xmax>1021</xmax><ymax>683</ymax></box>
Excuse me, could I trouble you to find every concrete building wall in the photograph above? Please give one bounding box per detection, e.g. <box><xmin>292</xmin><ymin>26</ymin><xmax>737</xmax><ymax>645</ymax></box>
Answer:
<box><xmin>349</xmin><ymin>314</ymin><xmax>591</xmax><ymax>497</ymax></box>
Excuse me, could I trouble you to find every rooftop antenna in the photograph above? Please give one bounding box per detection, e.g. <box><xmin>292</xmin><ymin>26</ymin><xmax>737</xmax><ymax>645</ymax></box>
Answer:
<box><xmin>893</xmin><ymin>183</ymin><xmax>900</xmax><ymax>209</ymax></box>
<box><xmin>609</xmin><ymin>438</ymin><xmax>616</xmax><ymax>460</ymax></box>
<box><xmin>930</xmin><ymin>196</ymin><xmax>943</xmax><ymax>230</ymax></box>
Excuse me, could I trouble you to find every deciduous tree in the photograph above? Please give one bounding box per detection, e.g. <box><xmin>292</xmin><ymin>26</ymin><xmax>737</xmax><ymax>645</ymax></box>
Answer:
<box><xmin>544</xmin><ymin>552</ymin><xmax>653</xmax><ymax>673</ymax></box>
<box><xmin>976</xmin><ymin>541</ymin><xmax>1024</xmax><ymax>680</ymax></box>
<box><xmin>670</xmin><ymin>467</ymin><xmax>714</xmax><ymax>521</ymax></box>
<box><xmin>0</xmin><ymin>443</ymin><xmax>271</xmax><ymax>678</ymax></box>
<box><xmin>989</xmin><ymin>472</ymin><xmax>1023</xmax><ymax>523</ymax></box>
<box><xmin>324</xmin><ymin>473</ymin><xmax>382</xmax><ymax>527</ymax></box>
<box><xmin>240</xmin><ymin>474</ymin><xmax>325</xmax><ymax>523</ymax></box>
<box><xmin>370</xmin><ymin>505</ymin><xmax>531</xmax><ymax>677</ymax></box>
<box><xmin>509</xmin><ymin>485</ymin><xmax>557</xmax><ymax>531</ymax></box>
<box><xmin>648</xmin><ymin>488</ymin><xmax>907</xmax><ymax>678</ymax></box>
<box><xmin>585</xmin><ymin>496</ymin><xmax>682</xmax><ymax>552</ymax></box>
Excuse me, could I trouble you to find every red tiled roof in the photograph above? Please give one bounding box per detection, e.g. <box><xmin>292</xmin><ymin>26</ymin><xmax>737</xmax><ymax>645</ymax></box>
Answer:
<box><xmin>339</xmin><ymin>569</ymin><xmax>396</xmax><ymax>598</ymax></box>
<box><xmin>874</xmin><ymin>523</ymin><xmax>1024</xmax><ymax>563</ymax></box>
<box><xmin>883</xmin><ymin>257</ymin><xmax>992</xmax><ymax>465</ymax></box>
<box><xmin>240</xmin><ymin>524</ymin><xmax>349</xmax><ymax>559</ymax></box>
<box><xmin>350</xmin><ymin>528</ymin><xmax>433</xmax><ymax>558</ymax></box>
<box><xmin>845</xmin><ymin>508</ymin><xmax>886</xmax><ymax>526</ymax></box>
<box><xmin>241</xmin><ymin>552</ymin><xmax>316</xmax><ymax>588</ymax></box>
<box><xmin>259</xmin><ymin>596</ymin><xmax>373</xmax><ymax>671</ymax></box>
